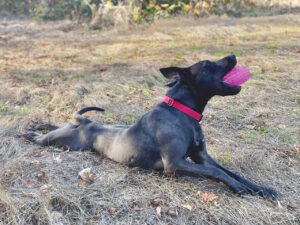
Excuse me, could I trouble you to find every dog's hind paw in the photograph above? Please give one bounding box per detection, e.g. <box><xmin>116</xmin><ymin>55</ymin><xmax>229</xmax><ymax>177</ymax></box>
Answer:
<box><xmin>17</xmin><ymin>132</ymin><xmax>40</xmax><ymax>142</ymax></box>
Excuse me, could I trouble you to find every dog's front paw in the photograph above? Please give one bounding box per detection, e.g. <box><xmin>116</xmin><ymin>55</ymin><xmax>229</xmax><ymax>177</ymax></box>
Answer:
<box><xmin>255</xmin><ymin>186</ymin><xmax>280</xmax><ymax>201</ymax></box>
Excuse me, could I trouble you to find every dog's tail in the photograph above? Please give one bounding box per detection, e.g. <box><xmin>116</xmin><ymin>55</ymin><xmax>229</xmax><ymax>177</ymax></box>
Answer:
<box><xmin>74</xmin><ymin>107</ymin><xmax>104</xmax><ymax>124</ymax></box>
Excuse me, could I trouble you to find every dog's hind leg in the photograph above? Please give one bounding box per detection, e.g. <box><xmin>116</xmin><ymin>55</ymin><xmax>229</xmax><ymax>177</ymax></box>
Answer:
<box><xmin>28</xmin><ymin>124</ymin><xmax>59</xmax><ymax>132</ymax></box>
<box><xmin>18</xmin><ymin>132</ymin><xmax>43</xmax><ymax>142</ymax></box>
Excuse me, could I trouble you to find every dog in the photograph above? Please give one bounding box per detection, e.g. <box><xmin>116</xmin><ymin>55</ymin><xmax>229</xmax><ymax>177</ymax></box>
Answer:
<box><xmin>22</xmin><ymin>55</ymin><xmax>280</xmax><ymax>200</ymax></box>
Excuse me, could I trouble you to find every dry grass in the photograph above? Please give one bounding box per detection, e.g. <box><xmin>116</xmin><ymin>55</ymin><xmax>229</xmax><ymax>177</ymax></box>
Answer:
<box><xmin>0</xmin><ymin>14</ymin><xmax>300</xmax><ymax>224</ymax></box>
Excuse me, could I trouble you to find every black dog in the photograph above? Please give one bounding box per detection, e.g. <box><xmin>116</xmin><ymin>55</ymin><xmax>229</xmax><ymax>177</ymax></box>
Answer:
<box><xmin>23</xmin><ymin>55</ymin><xmax>280</xmax><ymax>200</ymax></box>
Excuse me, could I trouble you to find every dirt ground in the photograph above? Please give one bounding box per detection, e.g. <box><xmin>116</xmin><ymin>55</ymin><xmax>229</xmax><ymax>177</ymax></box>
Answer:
<box><xmin>0</xmin><ymin>14</ymin><xmax>299</xmax><ymax>225</ymax></box>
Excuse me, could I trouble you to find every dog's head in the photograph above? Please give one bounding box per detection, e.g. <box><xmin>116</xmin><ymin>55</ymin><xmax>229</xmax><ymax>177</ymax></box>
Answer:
<box><xmin>160</xmin><ymin>55</ymin><xmax>241</xmax><ymax>97</ymax></box>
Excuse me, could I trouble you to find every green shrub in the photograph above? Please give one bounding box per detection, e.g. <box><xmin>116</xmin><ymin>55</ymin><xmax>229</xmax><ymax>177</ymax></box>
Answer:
<box><xmin>31</xmin><ymin>0</ymin><xmax>95</xmax><ymax>20</ymax></box>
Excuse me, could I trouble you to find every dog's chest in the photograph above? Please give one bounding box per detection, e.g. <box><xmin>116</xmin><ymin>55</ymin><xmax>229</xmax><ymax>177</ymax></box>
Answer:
<box><xmin>193</xmin><ymin>125</ymin><xmax>204</xmax><ymax>147</ymax></box>
<box><xmin>184</xmin><ymin>125</ymin><xmax>204</xmax><ymax>157</ymax></box>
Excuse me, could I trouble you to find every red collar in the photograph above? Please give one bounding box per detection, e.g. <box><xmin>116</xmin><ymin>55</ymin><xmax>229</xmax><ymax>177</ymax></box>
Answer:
<box><xmin>163</xmin><ymin>96</ymin><xmax>203</xmax><ymax>121</ymax></box>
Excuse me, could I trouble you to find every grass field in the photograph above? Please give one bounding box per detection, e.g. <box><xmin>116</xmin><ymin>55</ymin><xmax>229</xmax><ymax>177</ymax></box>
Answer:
<box><xmin>0</xmin><ymin>14</ymin><xmax>299</xmax><ymax>224</ymax></box>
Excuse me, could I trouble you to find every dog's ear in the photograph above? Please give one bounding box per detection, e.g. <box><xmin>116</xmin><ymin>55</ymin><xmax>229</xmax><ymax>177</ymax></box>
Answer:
<box><xmin>160</xmin><ymin>67</ymin><xmax>185</xmax><ymax>81</ymax></box>
<box><xmin>165</xmin><ymin>80</ymin><xmax>177</xmax><ymax>87</ymax></box>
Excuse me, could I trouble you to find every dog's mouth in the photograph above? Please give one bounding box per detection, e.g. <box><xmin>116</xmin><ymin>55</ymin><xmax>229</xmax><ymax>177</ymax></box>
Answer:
<box><xmin>221</xmin><ymin>80</ymin><xmax>242</xmax><ymax>95</ymax></box>
<box><xmin>222</xmin><ymin>81</ymin><xmax>242</xmax><ymax>94</ymax></box>
<box><xmin>222</xmin><ymin>67</ymin><xmax>250</xmax><ymax>86</ymax></box>
<box><xmin>219</xmin><ymin>66</ymin><xmax>250</xmax><ymax>95</ymax></box>
<box><xmin>221</xmin><ymin>66</ymin><xmax>241</xmax><ymax>91</ymax></box>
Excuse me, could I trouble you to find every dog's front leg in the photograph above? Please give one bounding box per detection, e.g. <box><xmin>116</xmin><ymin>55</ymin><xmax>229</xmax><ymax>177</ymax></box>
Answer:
<box><xmin>190</xmin><ymin>138</ymin><xmax>280</xmax><ymax>200</ymax></box>
<box><xmin>204</xmin><ymin>153</ymin><xmax>280</xmax><ymax>200</ymax></box>
<box><xmin>164</xmin><ymin>157</ymin><xmax>251</xmax><ymax>195</ymax></box>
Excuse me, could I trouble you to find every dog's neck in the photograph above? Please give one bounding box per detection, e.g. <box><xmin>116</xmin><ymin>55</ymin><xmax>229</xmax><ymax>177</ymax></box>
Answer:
<box><xmin>166</xmin><ymin>83</ymin><xmax>211</xmax><ymax>114</ymax></box>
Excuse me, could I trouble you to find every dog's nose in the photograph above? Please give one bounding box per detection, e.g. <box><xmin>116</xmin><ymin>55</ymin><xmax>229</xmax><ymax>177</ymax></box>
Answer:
<box><xmin>227</xmin><ymin>54</ymin><xmax>237</xmax><ymax>66</ymax></box>
<box><xmin>216</xmin><ymin>54</ymin><xmax>237</xmax><ymax>68</ymax></box>
<box><xmin>228</xmin><ymin>54</ymin><xmax>236</xmax><ymax>62</ymax></box>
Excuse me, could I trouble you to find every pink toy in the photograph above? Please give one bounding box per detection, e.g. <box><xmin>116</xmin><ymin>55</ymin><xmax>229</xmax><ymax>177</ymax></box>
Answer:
<box><xmin>222</xmin><ymin>67</ymin><xmax>250</xmax><ymax>86</ymax></box>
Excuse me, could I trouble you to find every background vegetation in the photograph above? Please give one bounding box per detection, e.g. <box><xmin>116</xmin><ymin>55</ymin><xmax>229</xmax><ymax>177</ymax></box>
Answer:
<box><xmin>0</xmin><ymin>13</ymin><xmax>299</xmax><ymax>224</ymax></box>
<box><xmin>0</xmin><ymin>0</ymin><xmax>299</xmax><ymax>27</ymax></box>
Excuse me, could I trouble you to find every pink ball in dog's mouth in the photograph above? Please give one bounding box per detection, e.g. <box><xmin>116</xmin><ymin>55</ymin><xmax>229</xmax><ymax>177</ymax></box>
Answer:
<box><xmin>222</xmin><ymin>67</ymin><xmax>250</xmax><ymax>86</ymax></box>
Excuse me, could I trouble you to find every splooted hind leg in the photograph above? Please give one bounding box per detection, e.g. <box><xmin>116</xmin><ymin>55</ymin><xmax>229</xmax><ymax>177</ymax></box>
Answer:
<box><xmin>28</xmin><ymin>124</ymin><xmax>59</xmax><ymax>132</ymax></box>
<box><xmin>29</xmin><ymin>123</ymin><xmax>85</xmax><ymax>150</ymax></box>
<box><xmin>17</xmin><ymin>132</ymin><xmax>43</xmax><ymax>143</ymax></box>
<box><xmin>20</xmin><ymin>123</ymin><xmax>78</xmax><ymax>146</ymax></box>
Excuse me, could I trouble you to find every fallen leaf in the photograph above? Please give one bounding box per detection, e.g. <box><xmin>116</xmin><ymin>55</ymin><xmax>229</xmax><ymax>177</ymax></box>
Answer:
<box><xmin>108</xmin><ymin>208</ymin><xmax>116</xmax><ymax>214</ymax></box>
<box><xmin>37</xmin><ymin>83</ymin><xmax>48</xmax><ymax>88</ymax></box>
<box><xmin>22</xmin><ymin>191</ymin><xmax>34</xmax><ymax>197</ymax></box>
<box><xmin>287</xmin><ymin>204</ymin><xmax>298</xmax><ymax>211</ymax></box>
<box><xmin>51</xmin><ymin>211</ymin><xmax>63</xmax><ymax>219</ymax></box>
<box><xmin>33</xmin><ymin>152</ymin><xmax>43</xmax><ymax>157</ymax></box>
<box><xmin>133</xmin><ymin>204</ymin><xmax>142</xmax><ymax>211</ymax></box>
<box><xmin>214</xmin><ymin>201</ymin><xmax>221</xmax><ymax>207</ymax></box>
<box><xmin>281</xmin><ymin>148</ymin><xmax>298</xmax><ymax>157</ymax></box>
<box><xmin>62</xmin><ymin>146</ymin><xmax>70</xmax><ymax>152</ymax></box>
<box><xmin>181</xmin><ymin>204</ymin><xmax>192</xmax><ymax>211</ymax></box>
<box><xmin>24</xmin><ymin>153</ymin><xmax>32</xmax><ymax>158</ymax></box>
<box><xmin>297</xmin><ymin>49</ymin><xmax>300</xmax><ymax>53</ymax></box>
<box><xmin>41</xmin><ymin>189</ymin><xmax>48</xmax><ymax>195</ymax></box>
<box><xmin>221</xmin><ymin>183</ymin><xmax>227</xmax><ymax>188</ymax></box>
<box><xmin>167</xmin><ymin>208</ymin><xmax>178</xmax><ymax>217</ymax></box>
<box><xmin>207</xmin><ymin>179</ymin><xmax>217</xmax><ymax>184</ymax></box>
<box><xmin>78</xmin><ymin>167</ymin><xmax>90</xmax><ymax>177</ymax></box>
<box><xmin>200</xmin><ymin>193</ymin><xmax>218</xmax><ymax>202</ymax></box>
<box><xmin>268</xmin><ymin>199</ymin><xmax>276</xmax><ymax>205</ymax></box>
<box><xmin>40</xmin><ymin>183</ymin><xmax>52</xmax><ymax>191</ymax></box>
<box><xmin>277</xmin><ymin>124</ymin><xmax>286</xmax><ymax>129</ymax></box>
<box><xmin>93</xmin><ymin>214</ymin><xmax>100</xmax><ymax>220</ymax></box>
<box><xmin>277</xmin><ymin>200</ymin><xmax>282</xmax><ymax>209</ymax></box>
<box><xmin>25</xmin><ymin>180</ymin><xmax>34</xmax><ymax>188</ymax></box>
<box><xmin>37</xmin><ymin>171</ymin><xmax>46</xmax><ymax>181</ymax></box>
<box><xmin>78</xmin><ymin>179</ymin><xmax>86</xmax><ymax>187</ymax></box>
<box><xmin>54</xmin><ymin>156</ymin><xmax>62</xmax><ymax>164</ymax></box>
<box><xmin>78</xmin><ymin>168</ymin><xmax>94</xmax><ymax>183</ymax></box>
<box><xmin>151</xmin><ymin>198</ymin><xmax>166</xmax><ymax>207</ymax></box>
<box><xmin>245</xmin><ymin>125</ymin><xmax>255</xmax><ymax>130</ymax></box>
<box><xmin>129</xmin><ymin>167</ymin><xmax>139</xmax><ymax>173</ymax></box>
<box><xmin>30</xmin><ymin>160</ymin><xmax>40</xmax><ymax>165</ymax></box>
<box><xmin>19</xmin><ymin>136</ymin><xmax>29</xmax><ymax>143</ymax></box>
<box><xmin>98</xmin><ymin>67</ymin><xmax>107</xmax><ymax>72</ymax></box>
<box><xmin>156</xmin><ymin>206</ymin><xmax>162</xmax><ymax>219</ymax></box>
